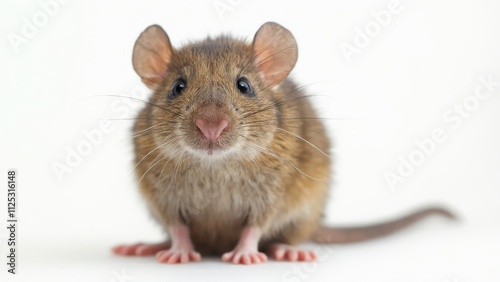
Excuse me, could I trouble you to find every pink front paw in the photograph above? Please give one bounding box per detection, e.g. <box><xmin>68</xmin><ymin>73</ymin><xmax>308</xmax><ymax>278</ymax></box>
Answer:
<box><xmin>156</xmin><ymin>248</ymin><xmax>201</xmax><ymax>264</ymax></box>
<box><xmin>222</xmin><ymin>249</ymin><xmax>268</xmax><ymax>265</ymax></box>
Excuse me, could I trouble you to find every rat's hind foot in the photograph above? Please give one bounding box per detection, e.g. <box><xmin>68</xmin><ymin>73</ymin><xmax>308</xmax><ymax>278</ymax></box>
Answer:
<box><xmin>156</xmin><ymin>247</ymin><xmax>201</xmax><ymax>264</ymax></box>
<box><xmin>266</xmin><ymin>243</ymin><xmax>317</xmax><ymax>262</ymax></box>
<box><xmin>112</xmin><ymin>241</ymin><xmax>171</xmax><ymax>256</ymax></box>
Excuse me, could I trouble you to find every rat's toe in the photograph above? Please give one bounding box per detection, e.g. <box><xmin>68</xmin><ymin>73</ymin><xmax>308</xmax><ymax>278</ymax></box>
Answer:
<box><xmin>156</xmin><ymin>248</ymin><xmax>201</xmax><ymax>264</ymax></box>
<box><xmin>222</xmin><ymin>249</ymin><xmax>267</xmax><ymax>265</ymax></box>
<box><xmin>266</xmin><ymin>243</ymin><xmax>317</xmax><ymax>262</ymax></box>
<box><xmin>112</xmin><ymin>241</ymin><xmax>170</xmax><ymax>256</ymax></box>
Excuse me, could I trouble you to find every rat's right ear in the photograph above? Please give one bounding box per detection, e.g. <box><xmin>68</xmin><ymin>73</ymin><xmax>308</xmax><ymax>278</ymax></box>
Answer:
<box><xmin>132</xmin><ymin>25</ymin><xmax>172</xmax><ymax>89</ymax></box>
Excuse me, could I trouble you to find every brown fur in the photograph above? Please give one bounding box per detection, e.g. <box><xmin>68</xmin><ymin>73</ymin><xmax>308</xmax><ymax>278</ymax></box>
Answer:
<box><xmin>133</xmin><ymin>36</ymin><xmax>330</xmax><ymax>254</ymax></box>
<box><xmin>130</xmin><ymin>23</ymin><xmax>454</xmax><ymax>256</ymax></box>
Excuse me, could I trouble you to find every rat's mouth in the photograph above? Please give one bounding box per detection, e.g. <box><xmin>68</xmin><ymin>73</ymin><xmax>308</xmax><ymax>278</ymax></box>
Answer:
<box><xmin>181</xmin><ymin>123</ymin><xmax>239</xmax><ymax>159</ymax></box>
<box><xmin>203</xmin><ymin>142</ymin><xmax>223</xmax><ymax>156</ymax></box>
<box><xmin>186</xmin><ymin>139</ymin><xmax>239</xmax><ymax>159</ymax></box>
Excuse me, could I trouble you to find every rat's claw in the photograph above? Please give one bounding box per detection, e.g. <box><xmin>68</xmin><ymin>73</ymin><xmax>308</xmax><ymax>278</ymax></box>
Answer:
<box><xmin>156</xmin><ymin>248</ymin><xmax>201</xmax><ymax>264</ymax></box>
<box><xmin>222</xmin><ymin>249</ymin><xmax>268</xmax><ymax>265</ymax></box>
<box><xmin>266</xmin><ymin>243</ymin><xmax>317</xmax><ymax>262</ymax></box>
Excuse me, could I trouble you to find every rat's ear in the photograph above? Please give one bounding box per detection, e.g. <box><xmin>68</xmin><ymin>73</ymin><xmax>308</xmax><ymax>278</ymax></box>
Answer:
<box><xmin>132</xmin><ymin>25</ymin><xmax>173</xmax><ymax>89</ymax></box>
<box><xmin>252</xmin><ymin>22</ymin><xmax>298</xmax><ymax>87</ymax></box>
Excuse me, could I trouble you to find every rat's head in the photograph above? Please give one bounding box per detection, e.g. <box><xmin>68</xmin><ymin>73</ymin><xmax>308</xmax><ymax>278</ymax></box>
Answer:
<box><xmin>132</xmin><ymin>22</ymin><xmax>297</xmax><ymax>161</ymax></box>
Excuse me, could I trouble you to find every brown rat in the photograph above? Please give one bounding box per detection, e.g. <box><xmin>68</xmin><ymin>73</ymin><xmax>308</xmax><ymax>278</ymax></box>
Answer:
<box><xmin>112</xmin><ymin>22</ymin><xmax>455</xmax><ymax>264</ymax></box>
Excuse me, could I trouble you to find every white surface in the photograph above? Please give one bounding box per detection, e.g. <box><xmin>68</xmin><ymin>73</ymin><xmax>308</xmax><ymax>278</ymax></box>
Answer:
<box><xmin>1</xmin><ymin>0</ymin><xmax>499</xmax><ymax>281</ymax></box>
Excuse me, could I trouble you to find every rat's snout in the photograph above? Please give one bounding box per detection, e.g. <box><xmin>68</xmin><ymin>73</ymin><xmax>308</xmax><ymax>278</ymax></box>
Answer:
<box><xmin>196</xmin><ymin>118</ymin><xmax>228</xmax><ymax>141</ymax></box>
<box><xmin>195</xmin><ymin>104</ymin><xmax>229</xmax><ymax>142</ymax></box>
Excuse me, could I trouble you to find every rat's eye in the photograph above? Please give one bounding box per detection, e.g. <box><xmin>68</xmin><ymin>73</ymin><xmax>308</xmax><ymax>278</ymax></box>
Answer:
<box><xmin>168</xmin><ymin>79</ymin><xmax>187</xmax><ymax>100</ymax></box>
<box><xmin>236</xmin><ymin>78</ymin><xmax>254</xmax><ymax>96</ymax></box>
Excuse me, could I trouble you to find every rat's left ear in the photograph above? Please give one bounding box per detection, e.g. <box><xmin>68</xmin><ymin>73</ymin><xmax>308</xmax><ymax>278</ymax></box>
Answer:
<box><xmin>252</xmin><ymin>22</ymin><xmax>298</xmax><ymax>87</ymax></box>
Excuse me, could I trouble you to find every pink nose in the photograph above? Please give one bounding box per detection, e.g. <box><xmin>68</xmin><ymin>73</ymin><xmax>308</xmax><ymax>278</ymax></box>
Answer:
<box><xmin>196</xmin><ymin>117</ymin><xmax>229</xmax><ymax>141</ymax></box>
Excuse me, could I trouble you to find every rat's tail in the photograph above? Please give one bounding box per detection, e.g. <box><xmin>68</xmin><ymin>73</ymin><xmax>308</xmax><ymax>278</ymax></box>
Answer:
<box><xmin>311</xmin><ymin>207</ymin><xmax>456</xmax><ymax>244</ymax></box>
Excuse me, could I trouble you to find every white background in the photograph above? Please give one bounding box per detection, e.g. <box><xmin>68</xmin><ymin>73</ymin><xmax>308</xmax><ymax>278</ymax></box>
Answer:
<box><xmin>1</xmin><ymin>0</ymin><xmax>499</xmax><ymax>281</ymax></box>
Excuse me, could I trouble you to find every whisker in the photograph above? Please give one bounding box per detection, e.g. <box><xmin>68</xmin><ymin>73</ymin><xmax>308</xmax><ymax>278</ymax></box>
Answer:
<box><xmin>159</xmin><ymin>153</ymin><xmax>175</xmax><ymax>182</ymax></box>
<box><xmin>240</xmin><ymin>123</ymin><xmax>326</xmax><ymax>137</ymax></box>
<box><xmin>274</xmin><ymin>128</ymin><xmax>331</xmax><ymax>159</ymax></box>
<box><xmin>242</xmin><ymin>85</ymin><xmax>335</xmax><ymax>120</ymax></box>
<box><xmin>239</xmin><ymin>142</ymin><xmax>262</xmax><ymax>176</ymax></box>
<box><xmin>246</xmin><ymin>141</ymin><xmax>324</xmax><ymax>181</ymax></box>
<box><xmin>117</xmin><ymin>122</ymin><xmax>170</xmax><ymax>142</ymax></box>
<box><xmin>131</xmin><ymin>122</ymin><xmax>167</xmax><ymax>138</ymax></box>
<box><xmin>242</xmin><ymin>88</ymin><xmax>314</xmax><ymax>119</ymax></box>
<box><xmin>128</xmin><ymin>134</ymin><xmax>170</xmax><ymax>177</ymax></box>
<box><xmin>78</xmin><ymin>94</ymin><xmax>181</xmax><ymax>116</ymax></box>
<box><xmin>281</xmin><ymin>117</ymin><xmax>366</xmax><ymax>121</ymax></box>
<box><xmin>88</xmin><ymin>117</ymin><xmax>168</xmax><ymax>122</ymax></box>
<box><xmin>137</xmin><ymin>152</ymin><xmax>168</xmax><ymax>184</ymax></box>
<box><xmin>243</xmin><ymin>116</ymin><xmax>366</xmax><ymax>127</ymax></box>
<box><xmin>171</xmin><ymin>151</ymin><xmax>186</xmax><ymax>186</ymax></box>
